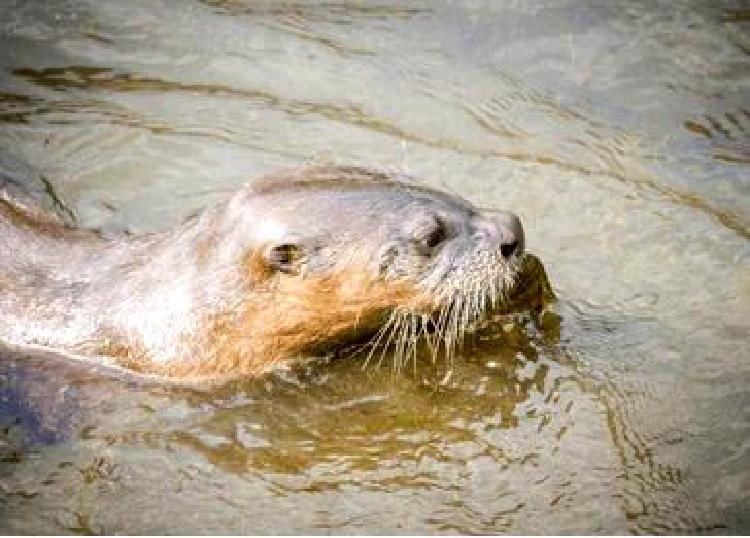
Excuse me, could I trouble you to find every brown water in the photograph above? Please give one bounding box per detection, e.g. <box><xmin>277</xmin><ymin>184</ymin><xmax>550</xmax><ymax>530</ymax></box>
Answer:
<box><xmin>1</xmin><ymin>0</ymin><xmax>749</xmax><ymax>534</ymax></box>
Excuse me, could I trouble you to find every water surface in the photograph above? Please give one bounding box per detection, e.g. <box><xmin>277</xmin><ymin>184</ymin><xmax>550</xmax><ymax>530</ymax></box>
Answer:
<box><xmin>0</xmin><ymin>0</ymin><xmax>748</xmax><ymax>534</ymax></box>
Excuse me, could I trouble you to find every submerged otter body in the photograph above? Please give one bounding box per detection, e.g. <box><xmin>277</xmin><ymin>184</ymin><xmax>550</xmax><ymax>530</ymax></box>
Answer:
<box><xmin>0</xmin><ymin>166</ymin><xmax>526</xmax><ymax>381</ymax></box>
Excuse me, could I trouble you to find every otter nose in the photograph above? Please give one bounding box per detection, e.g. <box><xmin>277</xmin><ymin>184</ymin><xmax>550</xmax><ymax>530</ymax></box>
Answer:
<box><xmin>475</xmin><ymin>212</ymin><xmax>525</xmax><ymax>259</ymax></box>
<box><xmin>500</xmin><ymin>238</ymin><xmax>520</xmax><ymax>258</ymax></box>
<box><xmin>497</xmin><ymin>212</ymin><xmax>524</xmax><ymax>259</ymax></box>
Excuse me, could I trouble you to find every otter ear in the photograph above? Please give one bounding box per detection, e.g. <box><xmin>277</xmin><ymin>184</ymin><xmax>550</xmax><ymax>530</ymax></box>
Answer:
<box><xmin>264</xmin><ymin>242</ymin><xmax>304</xmax><ymax>274</ymax></box>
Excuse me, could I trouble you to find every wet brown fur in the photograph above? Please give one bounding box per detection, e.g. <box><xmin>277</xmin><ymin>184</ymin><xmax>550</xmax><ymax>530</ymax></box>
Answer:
<box><xmin>131</xmin><ymin>254</ymin><xmax>427</xmax><ymax>381</ymax></box>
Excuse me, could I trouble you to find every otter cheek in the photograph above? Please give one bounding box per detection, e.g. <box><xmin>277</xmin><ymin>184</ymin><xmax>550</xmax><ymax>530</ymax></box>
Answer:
<box><xmin>244</xmin><ymin>249</ymin><xmax>275</xmax><ymax>285</ymax></box>
<box><xmin>337</xmin><ymin>268</ymin><xmax>377</xmax><ymax>303</ymax></box>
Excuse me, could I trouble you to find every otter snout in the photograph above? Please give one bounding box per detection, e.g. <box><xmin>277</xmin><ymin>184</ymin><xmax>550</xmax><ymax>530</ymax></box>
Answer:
<box><xmin>473</xmin><ymin>212</ymin><xmax>525</xmax><ymax>260</ymax></box>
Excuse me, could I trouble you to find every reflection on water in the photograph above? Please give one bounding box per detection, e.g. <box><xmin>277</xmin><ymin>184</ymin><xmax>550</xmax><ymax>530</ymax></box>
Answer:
<box><xmin>0</xmin><ymin>0</ymin><xmax>748</xmax><ymax>534</ymax></box>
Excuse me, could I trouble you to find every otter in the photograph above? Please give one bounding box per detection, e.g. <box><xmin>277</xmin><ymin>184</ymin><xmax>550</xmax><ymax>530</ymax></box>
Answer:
<box><xmin>0</xmin><ymin>165</ymin><xmax>526</xmax><ymax>382</ymax></box>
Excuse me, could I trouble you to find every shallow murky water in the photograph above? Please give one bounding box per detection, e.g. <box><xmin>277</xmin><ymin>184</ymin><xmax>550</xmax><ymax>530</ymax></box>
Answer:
<box><xmin>1</xmin><ymin>0</ymin><xmax>749</xmax><ymax>534</ymax></box>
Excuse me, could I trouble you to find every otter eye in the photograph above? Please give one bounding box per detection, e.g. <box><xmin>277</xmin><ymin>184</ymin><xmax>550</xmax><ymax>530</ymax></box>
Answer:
<box><xmin>414</xmin><ymin>218</ymin><xmax>446</xmax><ymax>251</ymax></box>
<box><xmin>266</xmin><ymin>243</ymin><xmax>302</xmax><ymax>274</ymax></box>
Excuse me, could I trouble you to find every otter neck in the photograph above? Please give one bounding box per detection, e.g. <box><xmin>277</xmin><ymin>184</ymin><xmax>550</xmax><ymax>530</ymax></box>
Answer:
<box><xmin>0</xmin><ymin>202</ymin><xmax>243</xmax><ymax>363</ymax></box>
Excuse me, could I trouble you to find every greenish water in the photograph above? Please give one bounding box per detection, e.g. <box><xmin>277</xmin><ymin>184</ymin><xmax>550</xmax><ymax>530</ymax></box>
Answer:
<box><xmin>1</xmin><ymin>0</ymin><xmax>748</xmax><ymax>534</ymax></box>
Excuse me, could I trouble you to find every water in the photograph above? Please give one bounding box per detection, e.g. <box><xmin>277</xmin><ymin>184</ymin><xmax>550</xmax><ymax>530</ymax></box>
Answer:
<box><xmin>0</xmin><ymin>0</ymin><xmax>748</xmax><ymax>533</ymax></box>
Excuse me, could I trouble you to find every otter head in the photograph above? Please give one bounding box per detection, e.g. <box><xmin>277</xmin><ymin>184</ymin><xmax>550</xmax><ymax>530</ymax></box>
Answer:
<box><xmin>196</xmin><ymin>166</ymin><xmax>524</xmax><ymax>376</ymax></box>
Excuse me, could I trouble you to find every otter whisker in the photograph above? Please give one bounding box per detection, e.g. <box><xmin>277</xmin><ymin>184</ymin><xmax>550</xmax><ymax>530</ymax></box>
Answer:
<box><xmin>398</xmin><ymin>311</ymin><xmax>415</xmax><ymax>374</ymax></box>
<box><xmin>443</xmin><ymin>293</ymin><xmax>462</xmax><ymax>362</ymax></box>
<box><xmin>386</xmin><ymin>311</ymin><xmax>407</xmax><ymax>368</ymax></box>
<box><xmin>407</xmin><ymin>312</ymin><xmax>420</xmax><ymax>375</ymax></box>
<box><xmin>379</xmin><ymin>310</ymin><xmax>405</xmax><ymax>371</ymax></box>
<box><xmin>461</xmin><ymin>288</ymin><xmax>475</xmax><ymax>348</ymax></box>
<box><xmin>361</xmin><ymin>246</ymin><xmax>523</xmax><ymax>376</ymax></box>
<box><xmin>456</xmin><ymin>291</ymin><xmax>469</xmax><ymax>347</ymax></box>
<box><xmin>452</xmin><ymin>293</ymin><xmax>465</xmax><ymax>354</ymax></box>
<box><xmin>361</xmin><ymin>310</ymin><xmax>397</xmax><ymax>370</ymax></box>
<box><xmin>435</xmin><ymin>298</ymin><xmax>451</xmax><ymax>353</ymax></box>
<box><xmin>435</xmin><ymin>294</ymin><xmax>452</xmax><ymax>340</ymax></box>
<box><xmin>477</xmin><ymin>279</ymin><xmax>487</xmax><ymax>319</ymax></box>
<box><xmin>394</xmin><ymin>310</ymin><xmax>414</xmax><ymax>374</ymax></box>
<box><xmin>467</xmin><ymin>280</ymin><xmax>480</xmax><ymax>323</ymax></box>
